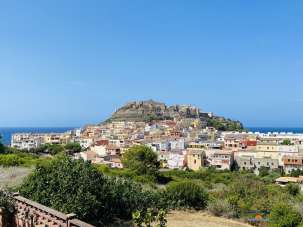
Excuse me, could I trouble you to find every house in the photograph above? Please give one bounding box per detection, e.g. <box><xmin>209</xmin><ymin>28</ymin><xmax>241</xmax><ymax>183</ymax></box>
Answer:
<box><xmin>109</xmin><ymin>157</ymin><xmax>123</xmax><ymax>168</ymax></box>
<box><xmin>79</xmin><ymin>138</ymin><xmax>93</xmax><ymax>149</ymax></box>
<box><xmin>90</xmin><ymin>144</ymin><xmax>107</xmax><ymax>156</ymax></box>
<box><xmin>167</xmin><ymin>150</ymin><xmax>186</xmax><ymax>169</ymax></box>
<box><xmin>235</xmin><ymin>153</ymin><xmax>279</xmax><ymax>173</ymax></box>
<box><xmin>169</xmin><ymin>138</ymin><xmax>185</xmax><ymax>150</ymax></box>
<box><xmin>186</xmin><ymin>150</ymin><xmax>205</xmax><ymax>171</ymax></box>
<box><xmin>208</xmin><ymin>150</ymin><xmax>234</xmax><ymax>170</ymax></box>
<box><xmin>254</xmin><ymin>156</ymin><xmax>279</xmax><ymax>173</ymax></box>
<box><xmin>236</xmin><ymin>155</ymin><xmax>255</xmax><ymax>171</ymax></box>
<box><xmin>80</xmin><ymin>151</ymin><xmax>97</xmax><ymax>161</ymax></box>
<box><xmin>106</xmin><ymin>145</ymin><xmax>121</xmax><ymax>155</ymax></box>
<box><xmin>224</xmin><ymin>134</ymin><xmax>247</xmax><ymax>150</ymax></box>
<box><xmin>146</xmin><ymin>140</ymin><xmax>170</xmax><ymax>152</ymax></box>
<box><xmin>282</xmin><ymin>155</ymin><xmax>303</xmax><ymax>174</ymax></box>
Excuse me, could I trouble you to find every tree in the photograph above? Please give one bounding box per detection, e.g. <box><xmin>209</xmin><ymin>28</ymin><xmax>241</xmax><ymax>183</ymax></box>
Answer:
<box><xmin>35</xmin><ymin>144</ymin><xmax>64</xmax><ymax>155</ymax></box>
<box><xmin>0</xmin><ymin>135</ymin><xmax>5</xmax><ymax>154</ymax></box>
<box><xmin>290</xmin><ymin>169</ymin><xmax>303</xmax><ymax>177</ymax></box>
<box><xmin>64</xmin><ymin>143</ymin><xmax>82</xmax><ymax>155</ymax></box>
<box><xmin>281</xmin><ymin>139</ymin><xmax>292</xmax><ymax>146</ymax></box>
<box><xmin>20</xmin><ymin>155</ymin><xmax>112</xmax><ymax>225</ymax></box>
<box><xmin>19</xmin><ymin>155</ymin><xmax>157</xmax><ymax>225</ymax></box>
<box><xmin>269</xmin><ymin>203</ymin><xmax>302</xmax><ymax>227</ymax></box>
<box><xmin>122</xmin><ymin>145</ymin><xmax>160</xmax><ymax>176</ymax></box>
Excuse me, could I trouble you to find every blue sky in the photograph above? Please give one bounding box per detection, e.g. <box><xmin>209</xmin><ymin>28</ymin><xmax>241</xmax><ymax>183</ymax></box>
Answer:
<box><xmin>0</xmin><ymin>0</ymin><xmax>303</xmax><ymax>127</ymax></box>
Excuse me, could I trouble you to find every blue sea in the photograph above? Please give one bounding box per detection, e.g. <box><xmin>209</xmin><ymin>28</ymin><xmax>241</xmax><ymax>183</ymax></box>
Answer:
<box><xmin>248</xmin><ymin>127</ymin><xmax>303</xmax><ymax>134</ymax></box>
<box><xmin>0</xmin><ymin>127</ymin><xmax>75</xmax><ymax>145</ymax></box>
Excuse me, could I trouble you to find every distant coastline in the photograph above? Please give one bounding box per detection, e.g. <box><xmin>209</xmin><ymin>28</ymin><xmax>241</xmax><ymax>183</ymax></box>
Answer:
<box><xmin>0</xmin><ymin>127</ymin><xmax>76</xmax><ymax>145</ymax></box>
<box><xmin>2</xmin><ymin>126</ymin><xmax>303</xmax><ymax>146</ymax></box>
<box><xmin>247</xmin><ymin>127</ymin><xmax>303</xmax><ymax>134</ymax></box>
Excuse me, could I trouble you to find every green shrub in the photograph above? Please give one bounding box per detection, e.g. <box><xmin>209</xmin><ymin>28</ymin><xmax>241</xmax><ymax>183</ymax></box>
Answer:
<box><xmin>133</xmin><ymin>175</ymin><xmax>157</xmax><ymax>185</ymax></box>
<box><xmin>64</xmin><ymin>143</ymin><xmax>82</xmax><ymax>155</ymax></box>
<box><xmin>0</xmin><ymin>153</ymin><xmax>49</xmax><ymax>167</ymax></box>
<box><xmin>106</xmin><ymin>177</ymin><xmax>160</xmax><ymax>220</ymax></box>
<box><xmin>19</xmin><ymin>155</ymin><xmax>160</xmax><ymax>225</ymax></box>
<box><xmin>207</xmin><ymin>198</ymin><xmax>238</xmax><ymax>218</ymax></box>
<box><xmin>259</xmin><ymin>166</ymin><xmax>270</xmax><ymax>177</ymax></box>
<box><xmin>269</xmin><ymin>202</ymin><xmax>302</xmax><ymax>227</ymax></box>
<box><xmin>132</xmin><ymin>208</ymin><xmax>167</xmax><ymax>227</ymax></box>
<box><xmin>0</xmin><ymin>154</ymin><xmax>23</xmax><ymax>166</ymax></box>
<box><xmin>286</xmin><ymin>184</ymin><xmax>301</xmax><ymax>197</ymax></box>
<box><xmin>165</xmin><ymin>181</ymin><xmax>208</xmax><ymax>209</ymax></box>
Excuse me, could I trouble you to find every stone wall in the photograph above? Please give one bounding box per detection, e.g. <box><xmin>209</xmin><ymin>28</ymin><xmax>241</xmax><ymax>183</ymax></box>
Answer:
<box><xmin>3</xmin><ymin>194</ymin><xmax>95</xmax><ymax>227</ymax></box>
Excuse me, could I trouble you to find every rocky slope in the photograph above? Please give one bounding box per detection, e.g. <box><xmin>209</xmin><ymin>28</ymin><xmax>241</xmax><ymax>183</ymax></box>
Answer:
<box><xmin>105</xmin><ymin>100</ymin><xmax>244</xmax><ymax>131</ymax></box>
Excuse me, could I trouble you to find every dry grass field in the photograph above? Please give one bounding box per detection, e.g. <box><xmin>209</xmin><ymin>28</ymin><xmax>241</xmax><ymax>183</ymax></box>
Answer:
<box><xmin>167</xmin><ymin>211</ymin><xmax>252</xmax><ymax>227</ymax></box>
<box><xmin>0</xmin><ymin>167</ymin><xmax>32</xmax><ymax>189</ymax></box>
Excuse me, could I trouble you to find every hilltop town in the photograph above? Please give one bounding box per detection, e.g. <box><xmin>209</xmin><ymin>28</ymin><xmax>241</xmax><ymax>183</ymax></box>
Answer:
<box><xmin>10</xmin><ymin>100</ymin><xmax>303</xmax><ymax>179</ymax></box>
<box><xmin>4</xmin><ymin>100</ymin><xmax>303</xmax><ymax>227</ymax></box>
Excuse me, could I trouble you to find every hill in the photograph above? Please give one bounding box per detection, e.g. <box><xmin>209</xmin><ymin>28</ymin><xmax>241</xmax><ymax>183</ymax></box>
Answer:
<box><xmin>104</xmin><ymin>100</ymin><xmax>244</xmax><ymax>131</ymax></box>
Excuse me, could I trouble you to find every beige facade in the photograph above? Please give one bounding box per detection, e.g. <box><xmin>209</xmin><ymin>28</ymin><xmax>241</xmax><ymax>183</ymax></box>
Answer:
<box><xmin>256</xmin><ymin>143</ymin><xmax>298</xmax><ymax>153</ymax></box>
<box><xmin>187</xmin><ymin>150</ymin><xmax>205</xmax><ymax>171</ymax></box>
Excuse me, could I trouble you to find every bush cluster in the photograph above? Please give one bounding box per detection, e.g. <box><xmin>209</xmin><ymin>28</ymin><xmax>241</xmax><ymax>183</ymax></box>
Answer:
<box><xmin>0</xmin><ymin>153</ymin><xmax>45</xmax><ymax>167</ymax></box>
<box><xmin>19</xmin><ymin>155</ymin><xmax>160</xmax><ymax>226</ymax></box>
<box><xmin>165</xmin><ymin>181</ymin><xmax>208</xmax><ymax>209</ymax></box>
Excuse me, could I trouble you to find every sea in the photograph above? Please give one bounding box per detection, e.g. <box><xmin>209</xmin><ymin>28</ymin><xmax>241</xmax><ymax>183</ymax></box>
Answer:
<box><xmin>0</xmin><ymin>127</ymin><xmax>76</xmax><ymax>145</ymax></box>
<box><xmin>247</xmin><ymin>127</ymin><xmax>303</xmax><ymax>134</ymax></box>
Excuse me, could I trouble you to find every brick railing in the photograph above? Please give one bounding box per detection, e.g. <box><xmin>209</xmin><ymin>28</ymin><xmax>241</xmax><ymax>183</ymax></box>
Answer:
<box><xmin>12</xmin><ymin>194</ymin><xmax>95</xmax><ymax>227</ymax></box>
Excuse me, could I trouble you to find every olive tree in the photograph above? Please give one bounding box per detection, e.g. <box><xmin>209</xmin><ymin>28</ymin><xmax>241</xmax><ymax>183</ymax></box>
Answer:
<box><xmin>122</xmin><ymin>145</ymin><xmax>160</xmax><ymax>176</ymax></box>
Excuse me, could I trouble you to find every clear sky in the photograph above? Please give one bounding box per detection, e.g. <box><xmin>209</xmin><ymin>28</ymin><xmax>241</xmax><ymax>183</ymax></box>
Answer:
<box><xmin>1</xmin><ymin>0</ymin><xmax>303</xmax><ymax>127</ymax></box>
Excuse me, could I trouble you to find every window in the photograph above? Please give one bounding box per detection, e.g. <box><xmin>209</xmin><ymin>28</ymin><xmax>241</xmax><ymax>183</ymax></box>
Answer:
<box><xmin>194</xmin><ymin>159</ymin><xmax>196</xmax><ymax>164</ymax></box>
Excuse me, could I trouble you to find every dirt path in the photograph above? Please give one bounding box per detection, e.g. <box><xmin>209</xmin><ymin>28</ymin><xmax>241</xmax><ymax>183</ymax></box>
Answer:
<box><xmin>167</xmin><ymin>211</ymin><xmax>252</xmax><ymax>227</ymax></box>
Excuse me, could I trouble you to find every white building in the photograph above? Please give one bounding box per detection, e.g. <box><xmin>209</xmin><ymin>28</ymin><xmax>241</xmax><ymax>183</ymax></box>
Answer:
<box><xmin>167</xmin><ymin>150</ymin><xmax>186</xmax><ymax>169</ymax></box>
<box><xmin>11</xmin><ymin>134</ymin><xmax>43</xmax><ymax>150</ymax></box>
